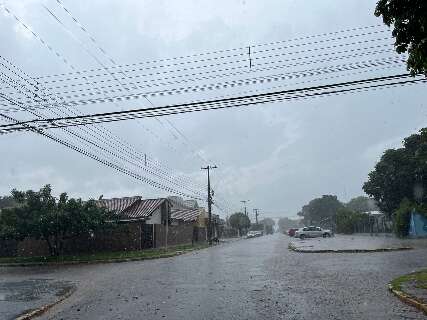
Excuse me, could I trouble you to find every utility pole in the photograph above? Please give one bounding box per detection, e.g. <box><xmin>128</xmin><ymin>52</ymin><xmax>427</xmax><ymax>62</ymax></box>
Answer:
<box><xmin>202</xmin><ymin>165</ymin><xmax>217</xmax><ymax>244</ymax></box>
<box><xmin>253</xmin><ymin>208</ymin><xmax>260</xmax><ymax>225</ymax></box>
<box><xmin>241</xmin><ymin>200</ymin><xmax>250</xmax><ymax>216</ymax></box>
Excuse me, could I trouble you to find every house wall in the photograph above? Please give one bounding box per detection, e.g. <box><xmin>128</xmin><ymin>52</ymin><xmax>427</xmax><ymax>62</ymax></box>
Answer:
<box><xmin>17</xmin><ymin>238</ymin><xmax>49</xmax><ymax>257</ymax></box>
<box><xmin>0</xmin><ymin>220</ymin><xmax>207</xmax><ymax>257</ymax></box>
<box><xmin>146</xmin><ymin>208</ymin><xmax>161</xmax><ymax>224</ymax></box>
<box><xmin>154</xmin><ymin>223</ymin><xmax>206</xmax><ymax>248</ymax></box>
<box><xmin>0</xmin><ymin>239</ymin><xmax>18</xmax><ymax>257</ymax></box>
<box><xmin>61</xmin><ymin>223</ymin><xmax>142</xmax><ymax>254</ymax></box>
<box><xmin>0</xmin><ymin>222</ymin><xmax>144</xmax><ymax>257</ymax></box>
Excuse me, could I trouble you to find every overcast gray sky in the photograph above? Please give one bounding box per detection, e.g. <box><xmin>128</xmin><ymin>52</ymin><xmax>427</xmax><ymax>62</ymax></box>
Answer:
<box><xmin>1</xmin><ymin>0</ymin><xmax>426</xmax><ymax>220</ymax></box>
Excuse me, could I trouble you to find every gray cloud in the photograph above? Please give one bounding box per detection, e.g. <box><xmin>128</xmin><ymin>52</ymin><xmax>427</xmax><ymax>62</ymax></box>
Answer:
<box><xmin>1</xmin><ymin>0</ymin><xmax>426</xmax><ymax>218</ymax></box>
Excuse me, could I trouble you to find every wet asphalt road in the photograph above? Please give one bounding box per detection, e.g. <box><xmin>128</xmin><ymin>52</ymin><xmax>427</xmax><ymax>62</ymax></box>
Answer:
<box><xmin>1</xmin><ymin>234</ymin><xmax>427</xmax><ymax>320</ymax></box>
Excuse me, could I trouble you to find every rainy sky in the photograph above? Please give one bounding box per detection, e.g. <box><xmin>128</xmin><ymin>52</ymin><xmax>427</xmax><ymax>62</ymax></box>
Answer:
<box><xmin>1</xmin><ymin>0</ymin><xmax>426</xmax><ymax>219</ymax></box>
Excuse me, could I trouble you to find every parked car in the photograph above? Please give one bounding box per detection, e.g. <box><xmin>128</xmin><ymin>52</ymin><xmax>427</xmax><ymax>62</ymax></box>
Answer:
<box><xmin>246</xmin><ymin>230</ymin><xmax>263</xmax><ymax>238</ymax></box>
<box><xmin>246</xmin><ymin>231</ymin><xmax>257</xmax><ymax>238</ymax></box>
<box><xmin>287</xmin><ymin>228</ymin><xmax>298</xmax><ymax>237</ymax></box>
<box><xmin>294</xmin><ymin>226</ymin><xmax>332</xmax><ymax>239</ymax></box>
<box><xmin>254</xmin><ymin>230</ymin><xmax>263</xmax><ymax>237</ymax></box>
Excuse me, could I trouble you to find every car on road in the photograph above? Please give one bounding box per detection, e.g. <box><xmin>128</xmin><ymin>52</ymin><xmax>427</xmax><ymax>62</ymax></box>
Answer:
<box><xmin>246</xmin><ymin>231</ymin><xmax>257</xmax><ymax>238</ymax></box>
<box><xmin>246</xmin><ymin>230</ymin><xmax>263</xmax><ymax>238</ymax></box>
<box><xmin>294</xmin><ymin>226</ymin><xmax>332</xmax><ymax>239</ymax></box>
<box><xmin>287</xmin><ymin>228</ymin><xmax>298</xmax><ymax>237</ymax></box>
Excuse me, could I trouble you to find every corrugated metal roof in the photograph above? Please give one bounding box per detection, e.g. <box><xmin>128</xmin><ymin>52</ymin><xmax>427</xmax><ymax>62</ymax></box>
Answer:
<box><xmin>97</xmin><ymin>197</ymin><xmax>167</xmax><ymax>221</ymax></box>
<box><xmin>97</xmin><ymin>196</ymin><xmax>141</xmax><ymax>214</ymax></box>
<box><xmin>124</xmin><ymin>198</ymin><xmax>167</xmax><ymax>219</ymax></box>
<box><xmin>171</xmin><ymin>208</ymin><xmax>202</xmax><ymax>222</ymax></box>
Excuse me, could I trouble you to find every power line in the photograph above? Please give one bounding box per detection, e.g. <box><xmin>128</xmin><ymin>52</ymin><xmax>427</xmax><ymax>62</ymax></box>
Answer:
<box><xmin>0</xmin><ymin>55</ymin><xmax>404</xmax><ymax>113</ymax></box>
<box><xmin>2</xmin><ymin>3</ymin><xmax>210</xmax><ymax>196</ymax></box>
<box><xmin>2</xmin><ymin>73</ymin><xmax>424</xmax><ymax>132</ymax></box>
<box><xmin>0</xmin><ymin>56</ymin><xmax>207</xmax><ymax>197</ymax></box>
<box><xmin>0</xmin><ymin>70</ymin><xmax>205</xmax><ymax>199</ymax></box>
<box><xmin>25</xmin><ymin>36</ymin><xmax>392</xmax><ymax>90</ymax></box>
<box><xmin>1</xmin><ymin>4</ymin><xmax>232</xmax><ymax>212</ymax></box>
<box><xmin>46</xmin><ymin>0</ymin><xmax>232</xmax><ymax>213</ymax></box>
<box><xmin>32</xmin><ymin>24</ymin><xmax>386</xmax><ymax>80</ymax></box>
<box><xmin>0</xmin><ymin>45</ymin><xmax>396</xmax><ymax>111</ymax></box>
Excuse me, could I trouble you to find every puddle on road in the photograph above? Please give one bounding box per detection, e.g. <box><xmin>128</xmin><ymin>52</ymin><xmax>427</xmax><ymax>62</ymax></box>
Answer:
<box><xmin>0</xmin><ymin>279</ymin><xmax>74</xmax><ymax>302</ymax></box>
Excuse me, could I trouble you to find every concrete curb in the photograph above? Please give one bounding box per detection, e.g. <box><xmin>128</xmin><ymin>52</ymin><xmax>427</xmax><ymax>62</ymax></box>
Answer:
<box><xmin>0</xmin><ymin>246</ymin><xmax>208</xmax><ymax>268</ymax></box>
<box><xmin>15</xmin><ymin>286</ymin><xmax>75</xmax><ymax>320</ymax></box>
<box><xmin>388</xmin><ymin>284</ymin><xmax>427</xmax><ymax>315</ymax></box>
<box><xmin>288</xmin><ymin>244</ymin><xmax>413</xmax><ymax>253</ymax></box>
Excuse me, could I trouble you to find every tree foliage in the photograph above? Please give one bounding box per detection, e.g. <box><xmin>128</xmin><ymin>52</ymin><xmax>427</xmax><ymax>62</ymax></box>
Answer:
<box><xmin>345</xmin><ymin>196</ymin><xmax>378</xmax><ymax>213</ymax></box>
<box><xmin>363</xmin><ymin>128</ymin><xmax>427</xmax><ymax>216</ymax></box>
<box><xmin>374</xmin><ymin>0</ymin><xmax>427</xmax><ymax>76</ymax></box>
<box><xmin>0</xmin><ymin>185</ymin><xmax>117</xmax><ymax>256</ymax></box>
<box><xmin>336</xmin><ymin>207</ymin><xmax>370</xmax><ymax>234</ymax></box>
<box><xmin>229</xmin><ymin>212</ymin><xmax>251</xmax><ymax>235</ymax></box>
<box><xmin>297</xmin><ymin>195</ymin><xmax>344</xmax><ymax>225</ymax></box>
<box><xmin>0</xmin><ymin>196</ymin><xmax>16</xmax><ymax>210</ymax></box>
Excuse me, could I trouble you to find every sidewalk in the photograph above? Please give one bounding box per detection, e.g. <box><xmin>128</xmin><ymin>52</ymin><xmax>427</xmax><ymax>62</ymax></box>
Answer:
<box><xmin>289</xmin><ymin>234</ymin><xmax>427</xmax><ymax>252</ymax></box>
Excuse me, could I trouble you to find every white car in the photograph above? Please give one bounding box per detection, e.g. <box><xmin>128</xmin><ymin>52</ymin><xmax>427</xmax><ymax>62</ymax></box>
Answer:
<box><xmin>294</xmin><ymin>226</ymin><xmax>332</xmax><ymax>239</ymax></box>
<box><xmin>246</xmin><ymin>231</ymin><xmax>257</xmax><ymax>238</ymax></box>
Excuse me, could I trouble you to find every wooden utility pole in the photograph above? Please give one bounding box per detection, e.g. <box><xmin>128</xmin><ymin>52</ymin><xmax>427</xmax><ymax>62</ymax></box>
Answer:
<box><xmin>241</xmin><ymin>200</ymin><xmax>249</xmax><ymax>216</ymax></box>
<box><xmin>253</xmin><ymin>208</ymin><xmax>260</xmax><ymax>224</ymax></box>
<box><xmin>202</xmin><ymin>165</ymin><xmax>217</xmax><ymax>244</ymax></box>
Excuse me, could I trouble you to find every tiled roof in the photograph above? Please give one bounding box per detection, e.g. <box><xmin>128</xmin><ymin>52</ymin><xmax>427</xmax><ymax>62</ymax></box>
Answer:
<box><xmin>171</xmin><ymin>208</ymin><xmax>203</xmax><ymax>222</ymax></box>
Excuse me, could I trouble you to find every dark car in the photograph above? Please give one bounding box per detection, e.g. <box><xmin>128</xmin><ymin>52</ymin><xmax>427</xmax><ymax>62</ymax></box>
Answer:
<box><xmin>287</xmin><ymin>228</ymin><xmax>298</xmax><ymax>237</ymax></box>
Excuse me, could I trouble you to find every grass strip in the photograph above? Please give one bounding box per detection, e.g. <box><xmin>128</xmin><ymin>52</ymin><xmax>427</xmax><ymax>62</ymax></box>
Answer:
<box><xmin>0</xmin><ymin>243</ymin><xmax>209</xmax><ymax>265</ymax></box>
<box><xmin>389</xmin><ymin>269</ymin><xmax>427</xmax><ymax>315</ymax></box>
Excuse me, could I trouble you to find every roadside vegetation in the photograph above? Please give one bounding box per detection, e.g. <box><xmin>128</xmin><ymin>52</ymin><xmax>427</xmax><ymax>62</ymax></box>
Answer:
<box><xmin>294</xmin><ymin>128</ymin><xmax>427</xmax><ymax>237</ymax></box>
<box><xmin>0</xmin><ymin>185</ymin><xmax>118</xmax><ymax>256</ymax></box>
<box><xmin>0</xmin><ymin>243</ymin><xmax>208</xmax><ymax>265</ymax></box>
<box><xmin>389</xmin><ymin>269</ymin><xmax>427</xmax><ymax>314</ymax></box>
<box><xmin>391</xmin><ymin>269</ymin><xmax>427</xmax><ymax>292</ymax></box>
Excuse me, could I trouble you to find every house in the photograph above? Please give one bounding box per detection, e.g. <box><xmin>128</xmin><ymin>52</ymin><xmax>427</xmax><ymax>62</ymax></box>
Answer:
<box><xmin>98</xmin><ymin>196</ymin><xmax>208</xmax><ymax>249</ymax></box>
<box><xmin>170</xmin><ymin>207</ymin><xmax>207</xmax><ymax>243</ymax></box>
<box><xmin>364</xmin><ymin>210</ymin><xmax>392</xmax><ymax>234</ymax></box>
<box><xmin>0</xmin><ymin>195</ymin><xmax>209</xmax><ymax>257</ymax></box>
<box><xmin>97</xmin><ymin>196</ymin><xmax>170</xmax><ymax>250</ymax></box>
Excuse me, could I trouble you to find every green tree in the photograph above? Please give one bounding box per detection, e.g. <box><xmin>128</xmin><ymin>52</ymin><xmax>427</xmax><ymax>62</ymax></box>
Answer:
<box><xmin>0</xmin><ymin>196</ymin><xmax>16</xmax><ymax>210</ymax></box>
<box><xmin>297</xmin><ymin>195</ymin><xmax>344</xmax><ymax>226</ymax></box>
<box><xmin>336</xmin><ymin>208</ymin><xmax>370</xmax><ymax>234</ymax></box>
<box><xmin>363</xmin><ymin>128</ymin><xmax>427</xmax><ymax>216</ymax></box>
<box><xmin>393</xmin><ymin>198</ymin><xmax>413</xmax><ymax>237</ymax></box>
<box><xmin>374</xmin><ymin>0</ymin><xmax>427</xmax><ymax>76</ymax></box>
<box><xmin>229</xmin><ymin>212</ymin><xmax>251</xmax><ymax>236</ymax></box>
<box><xmin>346</xmin><ymin>196</ymin><xmax>378</xmax><ymax>213</ymax></box>
<box><xmin>0</xmin><ymin>185</ymin><xmax>117</xmax><ymax>256</ymax></box>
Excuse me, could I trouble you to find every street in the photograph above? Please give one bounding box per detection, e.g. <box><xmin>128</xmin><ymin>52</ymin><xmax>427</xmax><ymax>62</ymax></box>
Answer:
<box><xmin>1</xmin><ymin>234</ymin><xmax>426</xmax><ymax>320</ymax></box>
